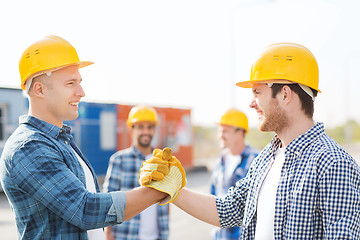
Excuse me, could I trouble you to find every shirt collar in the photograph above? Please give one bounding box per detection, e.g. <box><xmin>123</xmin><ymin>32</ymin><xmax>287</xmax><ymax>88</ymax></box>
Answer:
<box><xmin>131</xmin><ymin>146</ymin><xmax>146</xmax><ymax>159</ymax></box>
<box><xmin>132</xmin><ymin>146</ymin><xmax>155</xmax><ymax>160</ymax></box>
<box><xmin>19</xmin><ymin>115</ymin><xmax>72</xmax><ymax>139</ymax></box>
<box><xmin>270</xmin><ymin>122</ymin><xmax>324</xmax><ymax>154</ymax></box>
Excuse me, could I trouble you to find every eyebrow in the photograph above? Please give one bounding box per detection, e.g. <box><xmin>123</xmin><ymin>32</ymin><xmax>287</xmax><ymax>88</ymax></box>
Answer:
<box><xmin>65</xmin><ymin>78</ymin><xmax>82</xmax><ymax>83</ymax></box>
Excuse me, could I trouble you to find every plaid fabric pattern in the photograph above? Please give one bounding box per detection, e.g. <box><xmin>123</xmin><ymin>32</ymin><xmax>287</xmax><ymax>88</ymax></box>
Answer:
<box><xmin>0</xmin><ymin>115</ymin><xmax>121</xmax><ymax>240</ymax></box>
<box><xmin>210</xmin><ymin>145</ymin><xmax>259</xmax><ymax>240</ymax></box>
<box><xmin>216</xmin><ymin>122</ymin><xmax>360</xmax><ymax>239</ymax></box>
<box><xmin>103</xmin><ymin>146</ymin><xmax>169</xmax><ymax>240</ymax></box>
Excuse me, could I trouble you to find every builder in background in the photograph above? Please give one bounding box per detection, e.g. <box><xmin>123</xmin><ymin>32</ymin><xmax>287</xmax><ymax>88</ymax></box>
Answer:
<box><xmin>210</xmin><ymin>108</ymin><xmax>258</xmax><ymax>240</ymax></box>
<box><xmin>103</xmin><ymin>105</ymin><xmax>169</xmax><ymax>240</ymax></box>
<box><xmin>140</xmin><ymin>42</ymin><xmax>360</xmax><ymax>239</ymax></box>
<box><xmin>0</xmin><ymin>36</ymin><xmax>181</xmax><ymax>239</ymax></box>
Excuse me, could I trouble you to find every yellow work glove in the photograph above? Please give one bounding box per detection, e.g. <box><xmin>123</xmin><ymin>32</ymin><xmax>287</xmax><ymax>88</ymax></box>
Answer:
<box><xmin>139</xmin><ymin>147</ymin><xmax>186</xmax><ymax>205</ymax></box>
<box><xmin>139</xmin><ymin>148</ymin><xmax>172</xmax><ymax>185</ymax></box>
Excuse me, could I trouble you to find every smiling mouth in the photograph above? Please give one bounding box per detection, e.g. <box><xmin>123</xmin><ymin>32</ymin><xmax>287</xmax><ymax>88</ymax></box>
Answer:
<box><xmin>70</xmin><ymin>102</ymin><xmax>79</xmax><ymax>107</ymax></box>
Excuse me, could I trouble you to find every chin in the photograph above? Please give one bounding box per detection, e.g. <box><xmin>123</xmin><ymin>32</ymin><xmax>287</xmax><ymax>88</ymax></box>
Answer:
<box><xmin>258</xmin><ymin>123</ymin><xmax>270</xmax><ymax>132</ymax></box>
<box><xmin>65</xmin><ymin>113</ymin><xmax>79</xmax><ymax>121</ymax></box>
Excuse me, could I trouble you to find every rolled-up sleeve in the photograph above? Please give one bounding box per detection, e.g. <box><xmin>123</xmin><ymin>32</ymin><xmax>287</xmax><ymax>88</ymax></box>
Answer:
<box><xmin>109</xmin><ymin>191</ymin><xmax>126</xmax><ymax>223</ymax></box>
<box><xmin>10</xmin><ymin>140</ymin><xmax>121</xmax><ymax>230</ymax></box>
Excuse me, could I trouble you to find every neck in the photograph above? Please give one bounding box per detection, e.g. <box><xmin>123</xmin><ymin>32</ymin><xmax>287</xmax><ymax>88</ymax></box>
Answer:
<box><xmin>229</xmin><ymin>141</ymin><xmax>246</xmax><ymax>155</ymax></box>
<box><xmin>28</xmin><ymin>103</ymin><xmax>63</xmax><ymax>128</ymax></box>
<box><xmin>277</xmin><ymin>116</ymin><xmax>314</xmax><ymax>147</ymax></box>
<box><xmin>135</xmin><ymin>144</ymin><xmax>152</xmax><ymax>156</ymax></box>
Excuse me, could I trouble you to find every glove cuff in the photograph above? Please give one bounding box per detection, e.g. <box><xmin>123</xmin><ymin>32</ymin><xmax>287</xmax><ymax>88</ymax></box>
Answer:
<box><xmin>145</xmin><ymin>165</ymin><xmax>186</xmax><ymax>205</ymax></box>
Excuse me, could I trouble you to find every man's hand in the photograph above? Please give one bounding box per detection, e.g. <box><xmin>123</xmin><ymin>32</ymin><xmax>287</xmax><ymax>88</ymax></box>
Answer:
<box><xmin>139</xmin><ymin>148</ymin><xmax>172</xmax><ymax>186</ymax></box>
<box><xmin>104</xmin><ymin>226</ymin><xmax>115</xmax><ymax>240</ymax></box>
<box><xmin>139</xmin><ymin>147</ymin><xmax>186</xmax><ymax>205</ymax></box>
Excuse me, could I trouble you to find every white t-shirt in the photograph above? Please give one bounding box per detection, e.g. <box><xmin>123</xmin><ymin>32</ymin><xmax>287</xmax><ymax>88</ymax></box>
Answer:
<box><xmin>139</xmin><ymin>153</ymin><xmax>160</xmax><ymax>240</ymax></box>
<box><xmin>224</xmin><ymin>152</ymin><xmax>242</xmax><ymax>184</ymax></box>
<box><xmin>214</xmin><ymin>152</ymin><xmax>242</xmax><ymax>197</ymax></box>
<box><xmin>73</xmin><ymin>149</ymin><xmax>105</xmax><ymax>240</ymax></box>
<box><xmin>254</xmin><ymin>147</ymin><xmax>286</xmax><ymax>240</ymax></box>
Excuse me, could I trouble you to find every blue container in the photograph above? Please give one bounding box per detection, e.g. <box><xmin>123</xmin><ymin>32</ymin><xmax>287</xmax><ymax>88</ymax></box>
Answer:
<box><xmin>67</xmin><ymin>102</ymin><xmax>117</xmax><ymax>176</ymax></box>
<box><xmin>0</xmin><ymin>87</ymin><xmax>29</xmax><ymax>191</ymax></box>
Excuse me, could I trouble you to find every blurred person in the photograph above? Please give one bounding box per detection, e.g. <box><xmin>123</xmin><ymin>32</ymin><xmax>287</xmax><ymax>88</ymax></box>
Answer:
<box><xmin>103</xmin><ymin>105</ymin><xmax>169</xmax><ymax>240</ymax></box>
<box><xmin>210</xmin><ymin>108</ymin><xmax>259</xmax><ymax>240</ymax></box>
<box><xmin>0</xmin><ymin>35</ymin><xmax>174</xmax><ymax>239</ymax></box>
<box><xmin>140</xmin><ymin>42</ymin><xmax>360</xmax><ymax>239</ymax></box>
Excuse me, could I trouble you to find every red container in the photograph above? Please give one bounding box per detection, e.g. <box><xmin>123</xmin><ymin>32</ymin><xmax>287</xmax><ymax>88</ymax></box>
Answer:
<box><xmin>116</xmin><ymin>104</ymin><xmax>193</xmax><ymax>167</ymax></box>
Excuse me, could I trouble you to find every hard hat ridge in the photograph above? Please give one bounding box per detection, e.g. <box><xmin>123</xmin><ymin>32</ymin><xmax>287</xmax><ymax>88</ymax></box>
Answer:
<box><xmin>219</xmin><ymin>108</ymin><xmax>248</xmax><ymax>133</ymax></box>
<box><xmin>127</xmin><ymin>105</ymin><xmax>159</xmax><ymax>128</ymax></box>
<box><xmin>19</xmin><ymin>35</ymin><xmax>93</xmax><ymax>90</ymax></box>
<box><xmin>237</xmin><ymin>42</ymin><xmax>320</xmax><ymax>95</ymax></box>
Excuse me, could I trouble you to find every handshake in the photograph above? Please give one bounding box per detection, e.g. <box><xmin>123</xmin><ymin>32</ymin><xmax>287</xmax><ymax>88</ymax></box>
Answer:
<box><xmin>139</xmin><ymin>147</ymin><xmax>186</xmax><ymax>205</ymax></box>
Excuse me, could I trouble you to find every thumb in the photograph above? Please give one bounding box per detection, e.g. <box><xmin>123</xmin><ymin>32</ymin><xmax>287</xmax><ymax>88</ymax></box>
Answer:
<box><xmin>162</xmin><ymin>147</ymin><xmax>172</xmax><ymax>161</ymax></box>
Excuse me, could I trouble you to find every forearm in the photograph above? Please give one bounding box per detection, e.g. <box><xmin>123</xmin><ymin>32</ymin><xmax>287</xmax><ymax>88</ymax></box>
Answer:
<box><xmin>173</xmin><ymin>188</ymin><xmax>221</xmax><ymax>227</ymax></box>
<box><xmin>124</xmin><ymin>187</ymin><xmax>167</xmax><ymax>221</ymax></box>
<box><xmin>104</xmin><ymin>226</ymin><xmax>114</xmax><ymax>240</ymax></box>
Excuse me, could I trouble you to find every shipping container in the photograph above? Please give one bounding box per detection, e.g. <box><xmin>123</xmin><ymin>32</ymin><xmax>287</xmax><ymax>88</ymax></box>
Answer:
<box><xmin>0</xmin><ymin>89</ymin><xmax>193</xmax><ymax>177</ymax></box>
<box><xmin>67</xmin><ymin>102</ymin><xmax>118</xmax><ymax>176</ymax></box>
<box><xmin>116</xmin><ymin>104</ymin><xmax>193</xmax><ymax>168</ymax></box>
<box><xmin>0</xmin><ymin>87</ymin><xmax>29</xmax><ymax>191</ymax></box>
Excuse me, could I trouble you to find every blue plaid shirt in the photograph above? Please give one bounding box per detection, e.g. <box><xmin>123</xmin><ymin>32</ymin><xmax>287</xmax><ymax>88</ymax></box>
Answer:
<box><xmin>103</xmin><ymin>146</ymin><xmax>169</xmax><ymax>240</ymax></box>
<box><xmin>210</xmin><ymin>145</ymin><xmax>259</xmax><ymax>240</ymax></box>
<box><xmin>0</xmin><ymin>115</ymin><xmax>125</xmax><ymax>240</ymax></box>
<box><xmin>216</xmin><ymin>122</ymin><xmax>360</xmax><ymax>239</ymax></box>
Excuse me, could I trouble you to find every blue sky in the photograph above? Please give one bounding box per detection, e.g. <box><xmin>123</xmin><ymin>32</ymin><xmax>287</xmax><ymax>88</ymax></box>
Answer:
<box><xmin>1</xmin><ymin>0</ymin><xmax>359</xmax><ymax>127</ymax></box>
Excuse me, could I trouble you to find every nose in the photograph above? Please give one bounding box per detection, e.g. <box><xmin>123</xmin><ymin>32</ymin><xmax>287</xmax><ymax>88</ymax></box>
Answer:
<box><xmin>249</xmin><ymin>97</ymin><xmax>257</xmax><ymax>109</ymax></box>
<box><xmin>77</xmin><ymin>84</ymin><xmax>86</xmax><ymax>98</ymax></box>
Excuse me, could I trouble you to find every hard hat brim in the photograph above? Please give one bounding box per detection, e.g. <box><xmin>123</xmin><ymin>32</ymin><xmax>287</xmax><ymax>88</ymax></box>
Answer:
<box><xmin>236</xmin><ymin>79</ymin><xmax>321</xmax><ymax>93</ymax></box>
<box><xmin>21</xmin><ymin>61</ymin><xmax>94</xmax><ymax>90</ymax></box>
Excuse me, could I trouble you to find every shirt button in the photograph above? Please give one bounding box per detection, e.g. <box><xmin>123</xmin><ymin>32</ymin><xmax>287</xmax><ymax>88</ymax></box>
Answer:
<box><xmin>65</xmin><ymin>141</ymin><xmax>68</xmax><ymax>144</ymax></box>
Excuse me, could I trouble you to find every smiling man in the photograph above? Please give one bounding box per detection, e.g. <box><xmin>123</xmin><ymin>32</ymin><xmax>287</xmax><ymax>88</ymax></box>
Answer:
<box><xmin>103</xmin><ymin>105</ymin><xmax>169</xmax><ymax>240</ymax></box>
<box><xmin>210</xmin><ymin>108</ymin><xmax>258</xmax><ymax>240</ymax></box>
<box><xmin>0</xmin><ymin>36</ymin><xmax>170</xmax><ymax>240</ymax></box>
<box><xmin>149</xmin><ymin>42</ymin><xmax>360</xmax><ymax>239</ymax></box>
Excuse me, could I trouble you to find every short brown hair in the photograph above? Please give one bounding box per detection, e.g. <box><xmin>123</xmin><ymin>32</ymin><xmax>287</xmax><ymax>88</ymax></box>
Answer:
<box><xmin>270</xmin><ymin>83</ymin><xmax>317</xmax><ymax>118</ymax></box>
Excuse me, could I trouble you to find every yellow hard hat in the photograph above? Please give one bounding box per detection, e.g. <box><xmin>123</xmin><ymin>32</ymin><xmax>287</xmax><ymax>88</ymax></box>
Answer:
<box><xmin>127</xmin><ymin>105</ymin><xmax>158</xmax><ymax>128</ymax></box>
<box><xmin>19</xmin><ymin>35</ymin><xmax>93</xmax><ymax>90</ymax></box>
<box><xmin>236</xmin><ymin>42</ymin><xmax>320</xmax><ymax>93</ymax></box>
<box><xmin>219</xmin><ymin>108</ymin><xmax>248</xmax><ymax>133</ymax></box>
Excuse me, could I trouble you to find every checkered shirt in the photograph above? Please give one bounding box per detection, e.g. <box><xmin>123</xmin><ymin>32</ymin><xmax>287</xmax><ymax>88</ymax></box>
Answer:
<box><xmin>0</xmin><ymin>115</ymin><xmax>123</xmax><ymax>239</ymax></box>
<box><xmin>210</xmin><ymin>145</ymin><xmax>259</xmax><ymax>240</ymax></box>
<box><xmin>216</xmin><ymin>122</ymin><xmax>360</xmax><ymax>239</ymax></box>
<box><xmin>103</xmin><ymin>146</ymin><xmax>169</xmax><ymax>240</ymax></box>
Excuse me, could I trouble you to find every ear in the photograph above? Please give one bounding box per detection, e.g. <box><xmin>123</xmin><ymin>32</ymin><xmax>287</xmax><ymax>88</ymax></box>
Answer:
<box><xmin>32</xmin><ymin>81</ymin><xmax>46</xmax><ymax>98</ymax></box>
<box><xmin>281</xmin><ymin>85</ymin><xmax>293</xmax><ymax>104</ymax></box>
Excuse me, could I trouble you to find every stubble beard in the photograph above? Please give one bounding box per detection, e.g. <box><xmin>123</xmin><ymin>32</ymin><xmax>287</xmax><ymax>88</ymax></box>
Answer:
<box><xmin>138</xmin><ymin>135</ymin><xmax>153</xmax><ymax>148</ymax></box>
<box><xmin>258</xmin><ymin>100</ymin><xmax>288</xmax><ymax>133</ymax></box>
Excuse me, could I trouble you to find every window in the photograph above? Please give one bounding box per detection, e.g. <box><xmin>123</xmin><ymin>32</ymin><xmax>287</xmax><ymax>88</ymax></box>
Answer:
<box><xmin>99</xmin><ymin>111</ymin><xmax>116</xmax><ymax>150</ymax></box>
<box><xmin>0</xmin><ymin>103</ymin><xmax>8</xmax><ymax>143</ymax></box>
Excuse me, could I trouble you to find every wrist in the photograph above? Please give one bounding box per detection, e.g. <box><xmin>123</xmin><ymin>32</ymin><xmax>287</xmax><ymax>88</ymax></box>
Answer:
<box><xmin>151</xmin><ymin>186</ymin><xmax>168</xmax><ymax>201</ymax></box>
